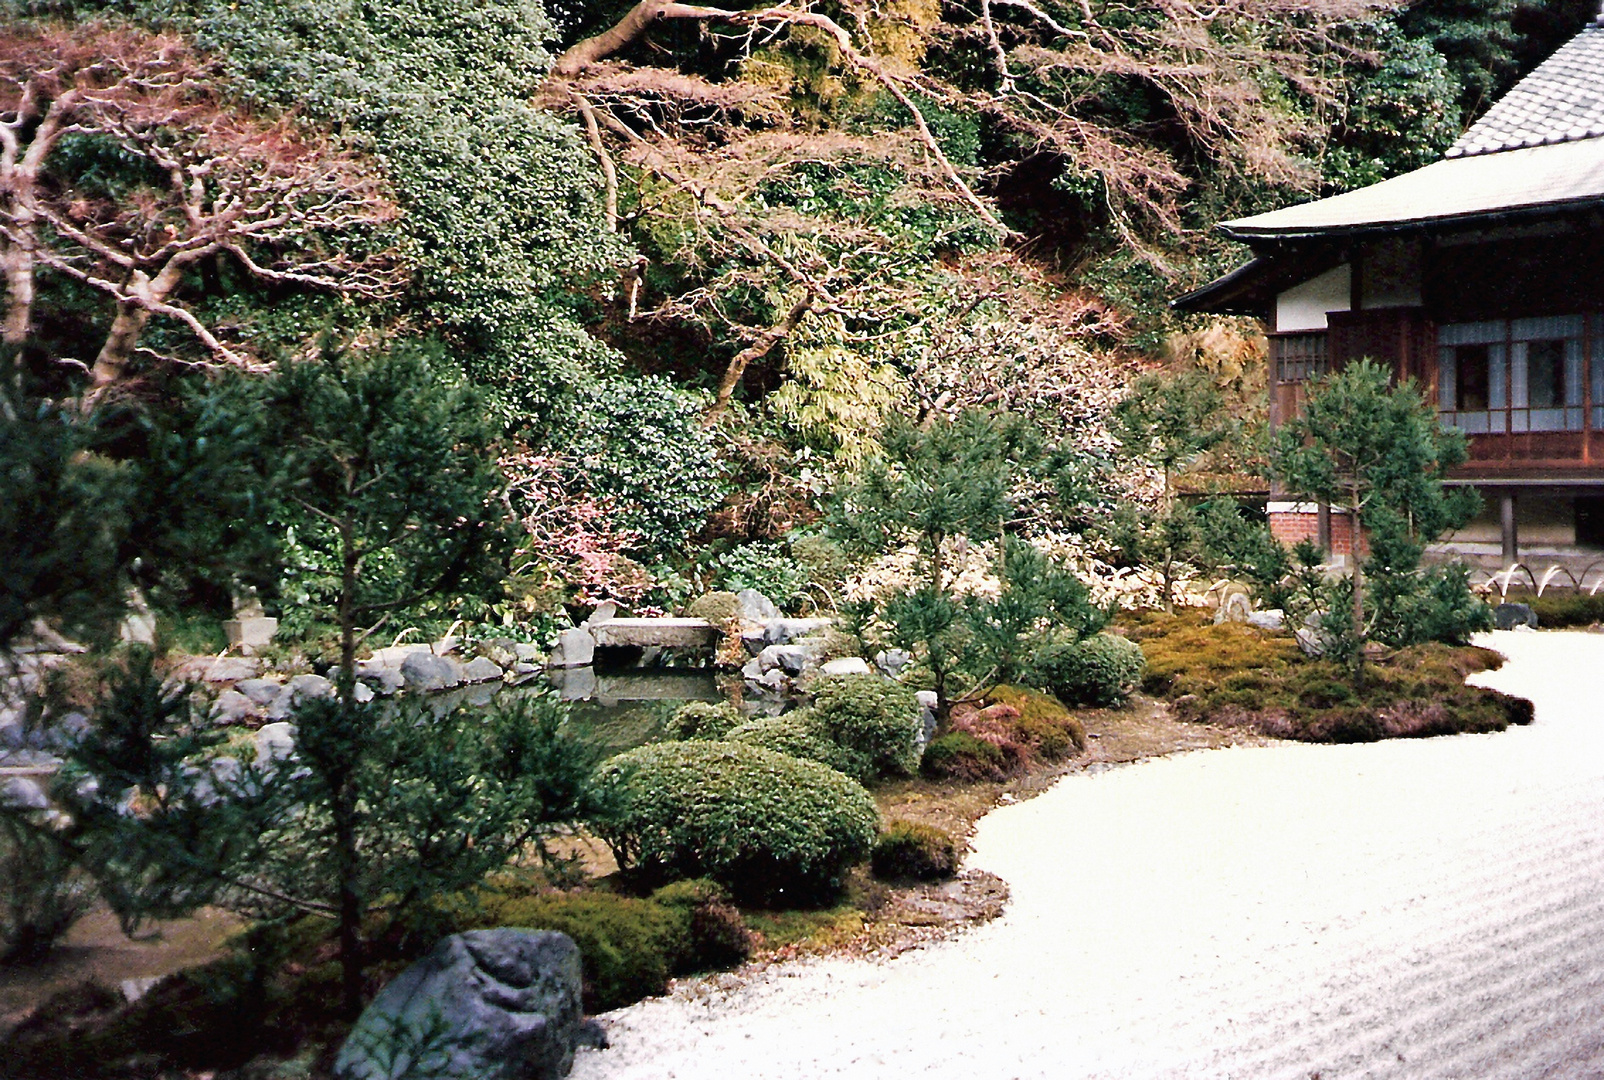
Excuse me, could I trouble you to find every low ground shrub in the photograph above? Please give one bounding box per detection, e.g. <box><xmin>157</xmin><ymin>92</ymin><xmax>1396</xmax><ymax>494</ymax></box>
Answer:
<box><xmin>723</xmin><ymin>710</ymin><xmax>852</xmax><ymax>774</ymax></box>
<box><xmin>921</xmin><ymin>731</ymin><xmax>1011</xmax><ymax>781</ymax></box>
<box><xmin>595</xmin><ymin>742</ymin><xmax>879</xmax><ymax>904</ymax></box>
<box><xmin>1129</xmin><ymin>614</ymin><xmax>1532</xmax><ymax>743</ymax></box>
<box><xmin>1</xmin><ymin>815</ymin><xmax>95</xmax><ymax>965</ymax></box>
<box><xmin>1028</xmin><ymin>632</ymin><xmax>1146</xmax><ymax>707</ymax></box>
<box><xmin>481</xmin><ymin>884</ymin><xmax>750</xmax><ymax>1011</ymax></box>
<box><xmin>870</xmin><ymin>821</ymin><xmax>960</xmax><ymax>882</ymax></box>
<box><xmin>808</xmin><ymin>674</ymin><xmax>922</xmax><ymax>781</ymax></box>
<box><xmin>669</xmin><ymin>701</ymin><xmax>743</xmax><ymax>741</ymax></box>
<box><xmin>1519</xmin><ymin>591</ymin><xmax>1604</xmax><ymax>629</ymax></box>
<box><xmin>983</xmin><ymin>685</ymin><xmax>1087</xmax><ymax>757</ymax></box>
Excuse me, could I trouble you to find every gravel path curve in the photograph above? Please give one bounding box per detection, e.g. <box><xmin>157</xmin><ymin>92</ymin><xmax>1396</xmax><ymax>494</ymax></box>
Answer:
<box><xmin>573</xmin><ymin>631</ymin><xmax>1604</xmax><ymax>1079</ymax></box>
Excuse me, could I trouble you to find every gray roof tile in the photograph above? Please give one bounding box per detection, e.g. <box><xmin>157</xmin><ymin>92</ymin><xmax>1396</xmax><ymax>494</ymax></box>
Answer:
<box><xmin>1447</xmin><ymin>24</ymin><xmax>1604</xmax><ymax>158</ymax></box>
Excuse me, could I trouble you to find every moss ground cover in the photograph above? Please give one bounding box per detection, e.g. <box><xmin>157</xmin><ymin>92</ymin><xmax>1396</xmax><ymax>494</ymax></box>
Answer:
<box><xmin>1125</xmin><ymin>612</ymin><xmax>1532</xmax><ymax>742</ymax></box>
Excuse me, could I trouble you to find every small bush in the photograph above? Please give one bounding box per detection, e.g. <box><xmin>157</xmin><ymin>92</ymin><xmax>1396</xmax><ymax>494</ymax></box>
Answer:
<box><xmin>809</xmin><ymin>674</ymin><xmax>922</xmax><ymax>781</ymax></box>
<box><xmin>921</xmin><ymin>731</ymin><xmax>1010</xmax><ymax>781</ymax></box>
<box><xmin>1</xmin><ymin>815</ymin><xmax>95</xmax><ymax>965</ymax></box>
<box><xmin>595</xmin><ymin>742</ymin><xmax>879</xmax><ymax>904</ymax></box>
<box><xmin>668</xmin><ymin>701</ymin><xmax>743</xmax><ymax>741</ymax></box>
<box><xmin>1028</xmin><ymin>632</ymin><xmax>1146</xmax><ymax>707</ymax></box>
<box><xmin>1521</xmin><ymin>591</ymin><xmax>1604</xmax><ymax>629</ymax></box>
<box><xmin>649</xmin><ymin>879</ymin><xmax>754</xmax><ymax>971</ymax></box>
<box><xmin>983</xmin><ymin>685</ymin><xmax>1086</xmax><ymax>757</ymax></box>
<box><xmin>482</xmin><ymin>890</ymin><xmax>688</xmax><ymax>1011</ymax></box>
<box><xmin>686</xmin><ymin>591</ymin><xmax>741</xmax><ymax>624</ymax></box>
<box><xmin>723</xmin><ymin>710</ymin><xmax>852</xmax><ymax>774</ymax></box>
<box><xmin>871</xmin><ymin>821</ymin><xmax>960</xmax><ymax>882</ymax></box>
<box><xmin>715</xmin><ymin>543</ymin><xmax>809</xmax><ymax>612</ymax></box>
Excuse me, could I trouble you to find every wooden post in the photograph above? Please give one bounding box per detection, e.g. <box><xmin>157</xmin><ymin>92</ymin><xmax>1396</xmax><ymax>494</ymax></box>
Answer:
<box><xmin>1501</xmin><ymin>492</ymin><xmax>1518</xmax><ymax>566</ymax></box>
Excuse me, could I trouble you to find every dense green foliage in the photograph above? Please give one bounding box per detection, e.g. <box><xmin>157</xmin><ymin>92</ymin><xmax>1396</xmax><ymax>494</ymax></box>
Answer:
<box><xmin>668</xmin><ymin>701</ymin><xmax>744</xmax><ymax>742</ymax></box>
<box><xmin>723</xmin><ymin>711</ymin><xmax>853</xmax><ymax>775</ymax></box>
<box><xmin>870</xmin><ymin>822</ymin><xmax>959</xmax><ymax>883</ymax></box>
<box><xmin>807</xmin><ymin>674</ymin><xmax>923</xmax><ymax>782</ymax></box>
<box><xmin>595</xmin><ymin>741</ymin><xmax>879</xmax><ymax>904</ymax></box>
<box><xmin>478</xmin><ymin>882</ymin><xmax>751</xmax><ymax>1011</ymax></box>
<box><xmin>0</xmin><ymin>378</ymin><xmax>134</xmax><ymax>652</ymax></box>
<box><xmin>1028</xmin><ymin>633</ymin><xmax>1147</xmax><ymax>708</ymax></box>
<box><xmin>55</xmin><ymin>659</ymin><xmax>603</xmax><ymax>1016</ymax></box>
<box><xmin>1274</xmin><ymin>360</ymin><xmax>1486</xmax><ymax>660</ymax></box>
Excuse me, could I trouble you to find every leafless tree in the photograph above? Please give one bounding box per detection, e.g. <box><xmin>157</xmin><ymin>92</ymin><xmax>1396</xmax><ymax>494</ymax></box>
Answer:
<box><xmin>0</xmin><ymin>23</ymin><xmax>401</xmax><ymax>389</ymax></box>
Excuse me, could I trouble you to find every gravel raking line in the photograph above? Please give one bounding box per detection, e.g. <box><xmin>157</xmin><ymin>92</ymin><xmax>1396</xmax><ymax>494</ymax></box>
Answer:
<box><xmin>572</xmin><ymin>631</ymin><xmax>1604</xmax><ymax>1080</ymax></box>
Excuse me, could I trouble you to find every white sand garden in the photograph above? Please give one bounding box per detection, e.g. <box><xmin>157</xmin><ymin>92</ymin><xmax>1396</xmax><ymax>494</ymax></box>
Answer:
<box><xmin>574</xmin><ymin>630</ymin><xmax>1604</xmax><ymax>1079</ymax></box>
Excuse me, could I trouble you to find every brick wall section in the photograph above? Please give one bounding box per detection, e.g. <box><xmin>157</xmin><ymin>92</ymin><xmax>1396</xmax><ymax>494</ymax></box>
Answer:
<box><xmin>1269</xmin><ymin>511</ymin><xmax>1366</xmax><ymax>557</ymax></box>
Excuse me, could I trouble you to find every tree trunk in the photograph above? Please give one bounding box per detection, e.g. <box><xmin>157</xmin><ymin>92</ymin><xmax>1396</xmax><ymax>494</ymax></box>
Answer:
<box><xmin>706</xmin><ymin>293</ymin><xmax>814</xmax><ymax>421</ymax></box>
<box><xmin>2</xmin><ymin>241</ymin><xmax>35</xmax><ymax>349</ymax></box>
<box><xmin>551</xmin><ymin>0</ymin><xmax>672</xmax><ymax>78</ymax></box>
<box><xmin>1350</xmin><ymin>489</ymin><xmax>1365</xmax><ymax>680</ymax></box>
<box><xmin>91</xmin><ymin>299</ymin><xmax>152</xmax><ymax>388</ymax></box>
<box><xmin>338</xmin><ymin>513</ymin><xmax>358</xmax><ymax>700</ymax></box>
<box><xmin>333</xmin><ymin>766</ymin><xmax>364</xmax><ymax>1020</ymax></box>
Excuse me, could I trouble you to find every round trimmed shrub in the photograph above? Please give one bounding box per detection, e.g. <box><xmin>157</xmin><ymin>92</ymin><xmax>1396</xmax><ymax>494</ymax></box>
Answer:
<box><xmin>921</xmin><ymin>731</ymin><xmax>1012</xmax><ymax>781</ymax></box>
<box><xmin>669</xmin><ymin>701</ymin><xmax>743</xmax><ymax>741</ymax></box>
<box><xmin>1028</xmin><ymin>633</ymin><xmax>1146</xmax><ymax>708</ymax></box>
<box><xmin>808</xmin><ymin>674</ymin><xmax>922</xmax><ymax>781</ymax></box>
<box><xmin>871</xmin><ymin>821</ymin><xmax>960</xmax><ymax>882</ymax></box>
<box><xmin>723</xmin><ymin>710</ymin><xmax>852</xmax><ymax>774</ymax></box>
<box><xmin>595</xmin><ymin>742</ymin><xmax>879</xmax><ymax>904</ymax></box>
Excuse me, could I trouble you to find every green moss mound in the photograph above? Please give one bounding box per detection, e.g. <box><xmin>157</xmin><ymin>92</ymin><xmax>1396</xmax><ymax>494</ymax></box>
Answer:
<box><xmin>596</xmin><ymin>742</ymin><xmax>879</xmax><ymax>904</ymax></box>
<box><xmin>871</xmin><ymin>821</ymin><xmax>960</xmax><ymax>882</ymax></box>
<box><xmin>921</xmin><ymin>730</ymin><xmax>1013</xmax><ymax>781</ymax></box>
<box><xmin>984</xmin><ymin>684</ymin><xmax>1087</xmax><ymax>756</ymax></box>
<box><xmin>1130</xmin><ymin>614</ymin><xmax>1532</xmax><ymax>743</ymax></box>
<box><xmin>481</xmin><ymin>883</ymin><xmax>751</xmax><ymax>1011</ymax></box>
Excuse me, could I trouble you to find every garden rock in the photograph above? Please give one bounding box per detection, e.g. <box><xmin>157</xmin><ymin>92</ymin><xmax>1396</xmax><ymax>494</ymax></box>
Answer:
<box><xmin>758</xmin><ymin>643</ymin><xmax>813</xmax><ymax>676</ymax></box>
<box><xmin>820</xmin><ymin>657</ymin><xmax>872</xmax><ymax>676</ymax></box>
<box><xmin>1495</xmin><ymin>603</ymin><xmax>1538</xmax><ymax>631</ymax></box>
<box><xmin>0</xmin><ymin>707</ymin><xmax>24</xmax><ymax>749</ymax></box>
<box><xmin>1247</xmin><ymin>609</ymin><xmax>1285</xmax><ymax>631</ymax></box>
<box><xmin>202</xmin><ymin>657</ymin><xmax>260</xmax><ymax>683</ymax></box>
<box><xmin>255</xmin><ymin>722</ymin><xmax>296</xmax><ymax>766</ymax></box>
<box><xmin>363</xmin><ymin>668</ymin><xmax>406</xmax><ymax>696</ymax></box>
<box><xmin>236</xmin><ymin>678</ymin><xmax>284</xmax><ymax>706</ymax></box>
<box><xmin>353</xmin><ymin>681</ymin><xmax>375</xmax><ymax>704</ymax></box>
<box><xmin>584</xmin><ymin>601</ymin><xmax>621</xmax><ymax>626</ymax></box>
<box><xmin>42</xmin><ymin>711</ymin><xmax>90</xmax><ymax>751</ymax></box>
<box><xmin>875</xmin><ymin>650</ymin><xmax>912</xmax><ymax>678</ymax></box>
<box><xmin>479</xmin><ymin>639</ymin><xmax>519</xmax><ymax>669</ymax></box>
<box><xmin>547</xmin><ymin>629</ymin><xmax>595</xmax><ymax>669</ymax></box>
<box><xmin>514</xmin><ymin>643</ymin><xmax>543</xmax><ymax>662</ymax></box>
<box><xmin>363</xmin><ymin>644</ymin><xmax>434</xmax><ymax>670</ymax></box>
<box><xmin>1213</xmin><ymin>589</ymin><xmax>1253</xmax><ymax>624</ymax></box>
<box><xmin>402</xmin><ymin>652</ymin><xmax>465</xmax><ymax>691</ymax></box>
<box><xmin>1295</xmin><ymin>627</ymin><xmax>1331</xmax><ymax>658</ymax></box>
<box><xmin>737</xmin><ymin>589</ymin><xmax>781</xmax><ymax>622</ymax></box>
<box><xmin>268</xmin><ymin>674</ymin><xmax>337</xmax><ymax>719</ymax></box>
<box><xmin>463</xmin><ymin>657</ymin><xmax>504</xmax><ymax>684</ymax></box>
<box><xmin>211</xmin><ymin>689</ymin><xmax>257</xmax><ymax>725</ymax></box>
<box><xmin>1</xmin><ymin>776</ymin><xmax>49</xmax><ymax>810</ymax></box>
<box><xmin>764</xmin><ymin>618</ymin><xmax>832</xmax><ymax>645</ymax></box>
<box><xmin>334</xmin><ymin>928</ymin><xmax>599</xmax><ymax>1080</ymax></box>
<box><xmin>740</xmin><ymin>657</ymin><xmax>764</xmax><ymax>681</ymax></box>
<box><xmin>741</xmin><ymin>627</ymin><xmax>769</xmax><ymax>656</ymax></box>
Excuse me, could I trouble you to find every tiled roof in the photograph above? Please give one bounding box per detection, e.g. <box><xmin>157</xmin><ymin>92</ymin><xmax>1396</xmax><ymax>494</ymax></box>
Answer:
<box><xmin>1217</xmin><ymin>135</ymin><xmax>1604</xmax><ymax>238</ymax></box>
<box><xmin>1446</xmin><ymin>22</ymin><xmax>1604</xmax><ymax>158</ymax></box>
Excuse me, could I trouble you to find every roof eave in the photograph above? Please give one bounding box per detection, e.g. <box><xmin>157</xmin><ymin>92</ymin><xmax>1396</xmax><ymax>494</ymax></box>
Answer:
<box><xmin>1217</xmin><ymin>193</ymin><xmax>1604</xmax><ymax>244</ymax></box>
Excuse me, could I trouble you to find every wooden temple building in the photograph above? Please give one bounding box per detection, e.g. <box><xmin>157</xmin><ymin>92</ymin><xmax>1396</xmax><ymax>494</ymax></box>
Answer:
<box><xmin>1176</xmin><ymin>9</ymin><xmax>1604</xmax><ymax>565</ymax></box>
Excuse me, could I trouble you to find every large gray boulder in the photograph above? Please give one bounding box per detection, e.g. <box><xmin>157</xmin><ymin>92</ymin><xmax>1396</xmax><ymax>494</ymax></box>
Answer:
<box><xmin>401</xmin><ymin>652</ymin><xmax>465</xmax><ymax>692</ymax></box>
<box><xmin>546</xmin><ymin>629</ymin><xmax>595</xmax><ymax>670</ymax></box>
<box><xmin>334</xmin><ymin>929</ymin><xmax>601</xmax><ymax>1080</ymax></box>
<box><xmin>736</xmin><ymin>589</ymin><xmax>781</xmax><ymax>622</ymax></box>
<box><xmin>1494</xmin><ymin>602</ymin><xmax>1537</xmax><ymax>631</ymax></box>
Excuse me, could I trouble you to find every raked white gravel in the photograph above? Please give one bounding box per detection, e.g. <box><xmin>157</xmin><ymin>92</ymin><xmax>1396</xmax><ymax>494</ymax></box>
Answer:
<box><xmin>572</xmin><ymin>630</ymin><xmax>1604</xmax><ymax>1079</ymax></box>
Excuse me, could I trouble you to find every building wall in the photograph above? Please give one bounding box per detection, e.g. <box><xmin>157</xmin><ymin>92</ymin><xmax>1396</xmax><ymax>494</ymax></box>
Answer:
<box><xmin>1267</xmin><ymin>503</ymin><xmax>1365</xmax><ymax>557</ymax></box>
<box><xmin>1275</xmin><ymin>264</ymin><xmax>1350</xmax><ymax>332</ymax></box>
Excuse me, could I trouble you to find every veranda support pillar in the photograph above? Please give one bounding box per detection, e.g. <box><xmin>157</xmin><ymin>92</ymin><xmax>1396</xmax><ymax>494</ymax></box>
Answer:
<box><xmin>1501</xmin><ymin>493</ymin><xmax>1518</xmax><ymax>566</ymax></box>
